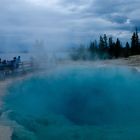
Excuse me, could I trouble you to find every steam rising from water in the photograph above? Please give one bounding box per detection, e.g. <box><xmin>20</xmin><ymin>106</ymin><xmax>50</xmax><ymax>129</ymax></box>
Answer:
<box><xmin>3</xmin><ymin>65</ymin><xmax>140</xmax><ymax>139</ymax></box>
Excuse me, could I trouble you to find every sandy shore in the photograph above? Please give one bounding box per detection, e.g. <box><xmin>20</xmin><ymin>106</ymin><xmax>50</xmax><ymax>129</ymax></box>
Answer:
<box><xmin>0</xmin><ymin>126</ymin><xmax>12</xmax><ymax>140</ymax></box>
<box><xmin>60</xmin><ymin>55</ymin><xmax>140</xmax><ymax>70</ymax></box>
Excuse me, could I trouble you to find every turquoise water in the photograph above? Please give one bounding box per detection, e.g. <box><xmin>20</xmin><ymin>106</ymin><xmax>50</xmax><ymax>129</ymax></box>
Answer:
<box><xmin>3</xmin><ymin>66</ymin><xmax>140</xmax><ymax>140</ymax></box>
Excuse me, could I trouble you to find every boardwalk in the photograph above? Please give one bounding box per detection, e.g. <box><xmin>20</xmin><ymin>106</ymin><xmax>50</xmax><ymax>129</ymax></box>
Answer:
<box><xmin>0</xmin><ymin>61</ymin><xmax>34</xmax><ymax>80</ymax></box>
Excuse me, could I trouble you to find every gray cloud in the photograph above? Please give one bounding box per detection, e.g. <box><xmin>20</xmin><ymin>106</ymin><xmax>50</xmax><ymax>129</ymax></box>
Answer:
<box><xmin>0</xmin><ymin>0</ymin><xmax>140</xmax><ymax>52</ymax></box>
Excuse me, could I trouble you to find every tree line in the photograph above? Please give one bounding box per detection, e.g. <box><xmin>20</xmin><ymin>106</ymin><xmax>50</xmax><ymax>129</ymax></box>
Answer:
<box><xmin>70</xmin><ymin>28</ymin><xmax>140</xmax><ymax>60</ymax></box>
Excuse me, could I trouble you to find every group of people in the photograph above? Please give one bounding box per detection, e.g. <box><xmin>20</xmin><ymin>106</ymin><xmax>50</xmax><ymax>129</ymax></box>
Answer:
<box><xmin>0</xmin><ymin>56</ymin><xmax>21</xmax><ymax>71</ymax></box>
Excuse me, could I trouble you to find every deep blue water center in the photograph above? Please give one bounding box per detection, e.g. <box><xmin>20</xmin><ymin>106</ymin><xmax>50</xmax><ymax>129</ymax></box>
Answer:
<box><xmin>3</xmin><ymin>66</ymin><xmax>140</xmax><ymax>139</ymax></box>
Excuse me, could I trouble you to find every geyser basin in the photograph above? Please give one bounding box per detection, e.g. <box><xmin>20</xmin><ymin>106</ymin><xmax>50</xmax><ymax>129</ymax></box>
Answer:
<box><xmin>3</xmin><ymin>65</ymin><xmax>140</xmax><ymax>139</ymax></box>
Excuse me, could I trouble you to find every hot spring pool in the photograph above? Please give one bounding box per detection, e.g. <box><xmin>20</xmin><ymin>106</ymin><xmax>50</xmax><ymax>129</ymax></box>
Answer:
<box><xmin>3</xmin><ymin>66</ymin><xmax>140</xmax><ymax>140</ymax></box>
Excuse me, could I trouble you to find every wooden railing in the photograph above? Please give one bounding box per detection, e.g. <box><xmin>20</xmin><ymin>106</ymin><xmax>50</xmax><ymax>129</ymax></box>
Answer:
<box><xmin>17</xmin><ymin>61</ymin><xmax>34</xmax><ymax>72</ymax></box>
<box><xmin>0</xmin><ymin>61</ymin><xmax>34</xmax><ymax>80</ymax></box>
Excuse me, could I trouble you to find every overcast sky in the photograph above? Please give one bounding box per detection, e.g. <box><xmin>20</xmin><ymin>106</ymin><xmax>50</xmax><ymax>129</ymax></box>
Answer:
<box><xmin>0</xmin><ymin>0</ymin><xmax>140</xmax><ymax>51</ymax></box>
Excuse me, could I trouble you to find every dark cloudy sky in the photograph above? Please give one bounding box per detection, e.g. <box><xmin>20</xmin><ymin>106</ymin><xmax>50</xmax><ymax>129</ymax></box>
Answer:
<box><xmin>0</xmin><ymin>0</ymin><xmax>140</xmax><ymax>51</ymax></box>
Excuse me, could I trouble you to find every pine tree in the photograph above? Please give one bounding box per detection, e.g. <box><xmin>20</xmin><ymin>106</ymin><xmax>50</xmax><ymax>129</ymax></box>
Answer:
<box><xmin>99</xmin><ymin>36</ymin><xmax>104</xmax><ymax>52</ymax></box>
<box><xmin>136</xmin><ymin>28</ymin><xmax>139</xmax><ymax>52</ymax></box>
<box><xmin>131</xmin><ymin>28</ymin><xmax>139</xmax><ymax>55</ymax></box>
<box><xmin>131</xmin><ymin>32</ymin><xmax>136</xmax><ymax>54</ymax></box>
<box><xmin>124</xmin><ymin>42</ymin><xmax>130</xmax><ymax>58</ymax></box>
<box><xmin>89</xmin><ymin>41</ymin><xmax>95</xmax><ymax>54</ymax></box>
<box><xmin>108</xmin><ymin>37</ymin><xmax>115</xmax><ymax>58</ymax></box>
<box><xmin>103</xmin><ymin>34</ymin><xmax>108</xmax><ymax>49</ymax></box>
<box><xmin>114</xmin><ymin>38</ymin><xmax>121</xmax><ymax>58</ymax></box>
